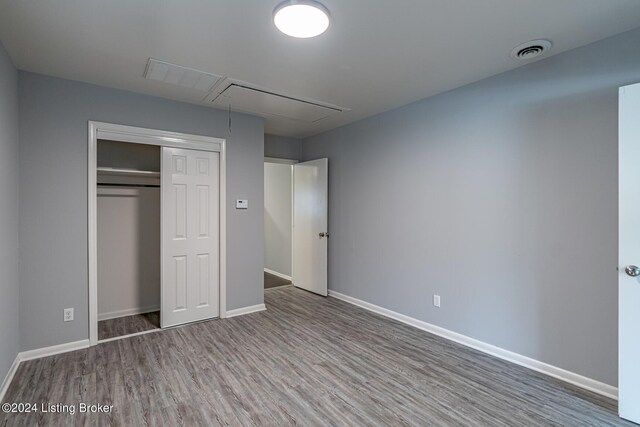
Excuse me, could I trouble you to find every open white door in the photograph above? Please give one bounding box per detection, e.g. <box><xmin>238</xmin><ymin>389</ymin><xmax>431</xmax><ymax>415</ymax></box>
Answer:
<box><xmin>292</xmin><ymin>158</ymin><xmax>328</xmax><ymax>296</ymax></box>
<box><xmin>619</xmin><ymin>82</ymin><xmax>640</xmax><ymax>424</ymax></box>
<box><xmin>162</xmin><ymin>147</ymin><xmax>220</xmax><ymax>327</ymax></box>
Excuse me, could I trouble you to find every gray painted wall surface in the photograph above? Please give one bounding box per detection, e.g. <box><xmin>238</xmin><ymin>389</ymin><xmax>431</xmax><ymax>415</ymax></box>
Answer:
<box><xmin>0</xmin><ymin>42</ymin><xmax>19</xmax><ymax>384</ymax></box>
<box><xmin>264</xmin><ymin>134</ymin><xmax>301</xmax><ymax>160</ymax></box>
<box><xmin>264</xmin><ymin>162</ymin><xmax>292</xmax><ymax>276</ymax></box>
<box><xmin>18</xmin><ymin>72</ymin><xmax>264</xmax><ymax>351</ymax></box>
<box><xmin>303</xmin><ymin>28</ymin><xmax>640</xmax><ymax>386</ymax></box>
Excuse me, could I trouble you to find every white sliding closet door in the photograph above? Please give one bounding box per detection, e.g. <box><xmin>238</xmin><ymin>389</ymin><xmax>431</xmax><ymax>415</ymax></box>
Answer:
<box><xmin>161</xmin><ymin>147</ymin><xmax>220</xmax><ymax>327</ymax></box>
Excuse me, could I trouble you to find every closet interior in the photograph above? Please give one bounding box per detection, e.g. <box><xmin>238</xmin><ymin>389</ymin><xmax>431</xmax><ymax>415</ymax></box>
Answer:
<box><xmin>96</xmin><ymin>139</ymin><xmax>161</xmax><ymax>340</ymax></box>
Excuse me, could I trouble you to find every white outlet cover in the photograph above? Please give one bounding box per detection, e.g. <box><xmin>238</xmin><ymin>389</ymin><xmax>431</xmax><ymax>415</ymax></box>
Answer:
<box><xmin>63</xmin><ymin>308</ymin><xmax>74</xmax><ymax>322</ymax></box>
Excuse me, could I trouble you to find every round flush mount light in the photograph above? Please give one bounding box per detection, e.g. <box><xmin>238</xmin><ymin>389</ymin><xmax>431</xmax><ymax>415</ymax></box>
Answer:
<box><xmin>273</xmin><ymin>0</ymin><xmax>330</xmax><ymax>38</ymax></box>
<box><xmin>510</xmin><ymin>39</ymin><xmax>552</xmax><ymax>60</ymax></box>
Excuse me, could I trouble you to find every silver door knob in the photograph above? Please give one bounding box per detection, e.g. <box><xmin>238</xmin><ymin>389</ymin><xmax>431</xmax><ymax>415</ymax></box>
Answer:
<box><xmin>625</xmin><ymin>265</ymin><xmax>640</xmax><ymax>277</ymax></box>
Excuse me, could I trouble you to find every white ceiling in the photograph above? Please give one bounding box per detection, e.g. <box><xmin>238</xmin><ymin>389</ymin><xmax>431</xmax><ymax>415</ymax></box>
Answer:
<box><xmin>1</xmin><ymin>0</ymin><xmax>639</xmax><ymax>138</ymax></box>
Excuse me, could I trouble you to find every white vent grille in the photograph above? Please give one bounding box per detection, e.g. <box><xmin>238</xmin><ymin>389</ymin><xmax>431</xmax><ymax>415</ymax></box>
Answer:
<box><xmin>144</xmin><ymin>58</ymin><xmax>221</xmax><ymax>92</ymax></box>
<box><xmin>510</xmin><ymin>40</ymin><xmax>552</xmax><ymax>60</ymax></box>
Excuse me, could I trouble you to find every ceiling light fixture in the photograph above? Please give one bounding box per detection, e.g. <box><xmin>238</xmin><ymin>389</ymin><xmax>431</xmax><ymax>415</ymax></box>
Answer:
<box><xmin>273</xmin><ymin>0</ymin><xmax>330</xmax><ymax>39</ymax></box>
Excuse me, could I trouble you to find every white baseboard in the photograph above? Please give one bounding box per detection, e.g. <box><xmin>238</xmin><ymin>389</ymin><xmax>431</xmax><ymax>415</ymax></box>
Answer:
<box><xmin>0</xmin><ymin>354</ymin><xmax>20</xmax><ymax>403</ymax></box>
<box><xmin>264</xmin><ymin>268</ymin><xmax>292</xmax><ymax>281</ymax></box>
<box><xmin>19</xmin><ymin>339</ymin><xmax>91</xmax><ymax>362</ymax></box>
<box><xmin>98</xmin><ymin>305</ymin><xmax>160</xmax><ymax>321</ymax></box>
<box><xmin>1</xmin><ymin>339</ymin><xmax>91</xmax><ymax>401</ymax></box>
<box><xmin>225</xmin><ymin>303</ymin><xmax>266</xmax><ymax>318</ymax></box>
<box><xmin>328</xmin><ymin>290</ymin><xmax>618</xmax><ymax>400</ymax></box>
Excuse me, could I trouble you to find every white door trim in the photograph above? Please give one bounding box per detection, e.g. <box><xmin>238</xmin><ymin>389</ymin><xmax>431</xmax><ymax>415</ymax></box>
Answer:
<box><xmin>88</xmin><ymin>121</ymin><xmax>227</xmax><ymax>346</ymax></box>
<box><xmin>264</xmin><ymin>157</ymin><xmax>298</xmax><ymax>165</ymax></box>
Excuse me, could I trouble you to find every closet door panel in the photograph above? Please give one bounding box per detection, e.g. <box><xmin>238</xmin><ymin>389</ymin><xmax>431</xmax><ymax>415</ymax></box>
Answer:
<box><xmin>196</xmin><ymin>254</ymin><xmax>211</xmax><ymax>308</ymax></box>
<box><xmin>173</xmin><ymin>256</ymin><xmax>187</xmax><ymax>311</ymax></box>
<box><xmin>173</xmin><ymin>184</ymin><xmax>188</xmax><ymax>240</ymax></box>
<box><xmin>196</xmin><ymin>185</ymin><xmax>210</xmax><ymax>238</ymax></box>
<box><xmin>162</xmin><ymin>147</ymin><xmax>220</xmax><ymax>328</ymax></box>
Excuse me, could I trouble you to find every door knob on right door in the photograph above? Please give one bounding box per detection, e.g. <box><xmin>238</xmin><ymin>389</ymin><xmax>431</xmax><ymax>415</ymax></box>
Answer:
<box><xmin>624</xmin><ymin>265</ymin><xmax>640</xmax><ymax>277</ymax></box>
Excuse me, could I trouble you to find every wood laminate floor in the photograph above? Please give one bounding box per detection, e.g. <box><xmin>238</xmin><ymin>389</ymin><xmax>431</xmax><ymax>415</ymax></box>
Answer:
<box><xmin>1</xmin><ymin>287</ymin><xmax>630</xmax><ymax>426</ymax></box>
<box><xmin>98</xmin><ymin>311</ymin><xmax>160</xmax><ymax>341</ymax></box>
<box><xmin>264</xmin><ymin>271</ymin><xmax>291</xmax><ymax>289</ymax></box>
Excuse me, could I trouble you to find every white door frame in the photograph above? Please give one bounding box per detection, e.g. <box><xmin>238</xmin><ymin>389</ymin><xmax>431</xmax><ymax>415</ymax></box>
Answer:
<box><xmin>88</xmin><ymin>121</ymin><xmax>227</xmax><ymax>346</ymax></box>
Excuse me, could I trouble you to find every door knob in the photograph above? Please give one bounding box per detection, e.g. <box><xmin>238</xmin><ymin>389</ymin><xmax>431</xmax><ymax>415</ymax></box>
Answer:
<box><xmin>625</xmin><ymin>265</ymin><xmax>640</xmax><ymax>277</ymax></box>
<box><xmin>319</xmin><ymin>232</ymin><xmax>329</xmax><ymax>238</ymax></box>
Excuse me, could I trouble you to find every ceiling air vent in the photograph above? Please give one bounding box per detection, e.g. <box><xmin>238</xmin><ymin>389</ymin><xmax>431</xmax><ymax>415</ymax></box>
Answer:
<box><xmin>144</xmin><ymin>58</ymin><xmax>221</xmax><ymax>92</ymax></box>
<box><xmin>510</xmin><ymin>39</ymin><xmax>552</xmax><ymax>60</ymax></box>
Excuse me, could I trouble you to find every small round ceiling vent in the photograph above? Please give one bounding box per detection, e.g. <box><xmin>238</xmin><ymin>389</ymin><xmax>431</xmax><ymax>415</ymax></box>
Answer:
<box><xmin>510</xmin><ymin>39</ymin><xmax>552</xmax><ymax>60</ymax></box>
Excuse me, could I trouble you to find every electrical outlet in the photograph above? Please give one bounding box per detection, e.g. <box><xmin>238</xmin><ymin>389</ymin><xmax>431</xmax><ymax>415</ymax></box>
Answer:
<box><xmin>63</xmin><ymin>308</ymin><xmax>74</xmax><ymax>322</ymax></box>
<box><xmin>433</xmin><ymin>294</ymin><xmax>441</xmax><ymax>308</ymax></box>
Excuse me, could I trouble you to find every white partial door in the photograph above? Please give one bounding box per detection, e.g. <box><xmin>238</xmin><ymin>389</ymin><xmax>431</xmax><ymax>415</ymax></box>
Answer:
<box><xmin>162</xmin><ymin>147</ymin><xmax>220</xmax><ymax>327</ymax></box>
<box><xmin>292</xmin><ymin>158</ymin><xmax>328</xmax><ymax>296</ymax></box>
<box><xmin>619</xmin><ymin>82</ymin><xmax>640</xmax><ymax>424</ymax></box>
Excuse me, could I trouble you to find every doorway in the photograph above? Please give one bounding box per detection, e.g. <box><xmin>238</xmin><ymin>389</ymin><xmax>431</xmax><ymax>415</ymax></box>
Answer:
<box><xmin>88</xmin><ymin>122</ymin><xmax>226</xmax><ymax>345</ymax></box>
<box><xmin>263</xmin><ymin>156</ymin><xmax>329</xmax><ymax>296</ymax></box>
<box><xmin>264</xmin><ymin>157</ymin><xmax>296</xmax><ymax>290</ymax></box>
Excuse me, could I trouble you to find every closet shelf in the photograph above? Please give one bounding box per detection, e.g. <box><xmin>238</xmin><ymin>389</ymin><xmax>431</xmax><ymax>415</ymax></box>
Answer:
<box><xmin>97</xmin><ymin>167</ymin><xmax>160</xmax><ymax>178</ymax></box>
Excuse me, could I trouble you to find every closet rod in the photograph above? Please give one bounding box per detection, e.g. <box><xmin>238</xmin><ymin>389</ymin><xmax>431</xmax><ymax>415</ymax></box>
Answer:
<box><xmin>97</xmin><ymin>183</ymin><xmax>160</xmax><ymax>188</ymax></box>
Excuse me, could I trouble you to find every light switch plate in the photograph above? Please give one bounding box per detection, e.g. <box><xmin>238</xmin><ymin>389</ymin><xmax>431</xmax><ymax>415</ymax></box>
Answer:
<box><xmin>236</xmin><ymin>199</ymin><xmax>248</xmax><ymax>209</ymax></box>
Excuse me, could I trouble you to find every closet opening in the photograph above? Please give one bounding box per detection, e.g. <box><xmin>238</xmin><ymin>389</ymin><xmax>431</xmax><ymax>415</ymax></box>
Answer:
<box><xmin>88</xmin><ymin>121</ymin><xmax>227</xmax><ymax>346</ymax></box>
<box><xmin>96</xmin><ymin>139</ymin><xmax>161</xmax><ymax>341</ymax></box>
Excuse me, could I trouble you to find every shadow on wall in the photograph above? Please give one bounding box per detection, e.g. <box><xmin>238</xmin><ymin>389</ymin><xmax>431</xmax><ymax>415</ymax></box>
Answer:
<box><xmin>135</xmin><ymin>187</ymin><xmax>161</xmax><ymax>312</ymax></box>
<box><xmin>264</xmin><ymin>209</ymin><xmax>291</xmax><ymax>273</ymax></box>
<box><xmin>264</xmin><ymin>162</ymin><xmax>293</xmax><ymax>277</ymax></box>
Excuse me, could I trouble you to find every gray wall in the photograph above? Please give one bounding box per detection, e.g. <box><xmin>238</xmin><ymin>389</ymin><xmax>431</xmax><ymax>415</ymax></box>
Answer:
<box><xmin>264</xmin><ymin>134</ymin><xmax>301</xmax><ymax>160</ymax></box>
<box><xmin>18</xmin><ymin>72</ymin><xmax>264</xmax><ymax>351</ymax></box>
<box><xmin>264</xmin><ymin>162</ymin><xmax>292</xmax><ymax>276</ymax></box>
<box><xmin>0</xmin><ymin>42</ymin><xmax>19</xmax><ymax>385</ymax></box>
<box><xmin>302</xmin><ymin>28</ymin><xmax>640</xmax><ymax>387</ymax></box>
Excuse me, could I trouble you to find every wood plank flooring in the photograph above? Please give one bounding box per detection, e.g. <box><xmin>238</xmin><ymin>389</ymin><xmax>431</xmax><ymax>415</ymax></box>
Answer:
<box><xmin>98</xmin><ymin>311</ymin><xmax>160</xmax><ymax>341</ymax></box>
<box><xmin>264</xmin><ymin>271</ymin><xmax>291</xmax><ymax>289</ymax></box>
<box><xmin>1</xmin><ymin>287</ymin><xmax>630</xmax><ymax>426</ymax></box>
